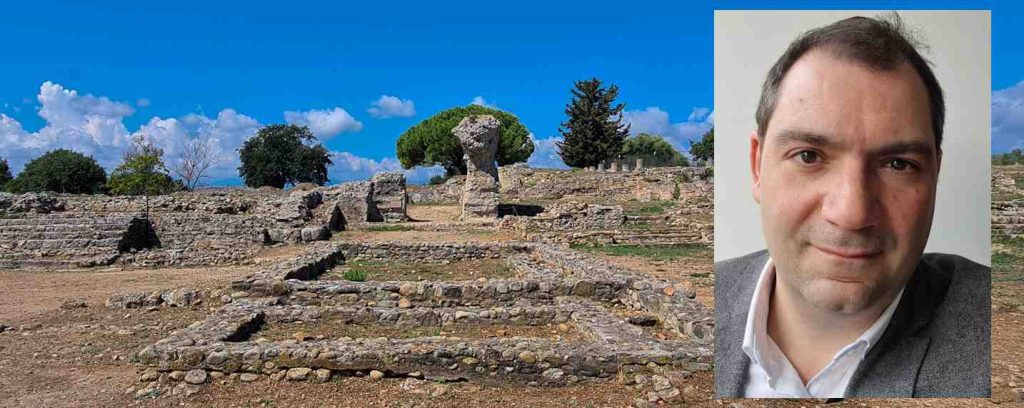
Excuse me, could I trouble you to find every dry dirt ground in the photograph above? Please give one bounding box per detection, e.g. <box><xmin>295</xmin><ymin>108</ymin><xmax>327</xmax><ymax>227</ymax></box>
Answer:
<box><xmin>0</xmin><ymin>208</ymin><xmax>1020</xmax><ymax>406</ymax></box>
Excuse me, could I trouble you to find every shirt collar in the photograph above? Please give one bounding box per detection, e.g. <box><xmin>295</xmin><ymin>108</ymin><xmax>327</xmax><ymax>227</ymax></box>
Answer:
<box><xmin>740</xmin><ymin>256</ymin><xmax>905</xmax><ymax>375</ymax></box>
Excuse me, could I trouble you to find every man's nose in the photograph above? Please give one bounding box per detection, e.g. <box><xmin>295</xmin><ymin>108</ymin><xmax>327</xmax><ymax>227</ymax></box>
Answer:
<box><xmin>820</xmin><ymin>165</ymin><xmax>878</xmax><ymax>231</ymax></box>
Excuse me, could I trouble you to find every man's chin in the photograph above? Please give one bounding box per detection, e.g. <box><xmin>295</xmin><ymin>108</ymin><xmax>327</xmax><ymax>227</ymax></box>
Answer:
<box><xmin>801</xmin><ymin>279</ymin><xmax>876</xmax><ymax>314</ymax></box>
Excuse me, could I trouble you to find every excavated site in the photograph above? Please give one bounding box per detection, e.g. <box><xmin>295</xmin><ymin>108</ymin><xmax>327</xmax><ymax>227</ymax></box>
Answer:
<box><xmin>0</xmin><ymin>115</ymin><xmax>718</xmax><ymax>407</ymax></box>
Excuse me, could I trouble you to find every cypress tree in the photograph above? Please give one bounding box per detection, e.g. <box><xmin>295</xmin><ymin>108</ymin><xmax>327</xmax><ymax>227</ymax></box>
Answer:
<box><xmin>556</xmin><ymin>78</ymin><xmax>631</xmax><ymax>168</ymax></box>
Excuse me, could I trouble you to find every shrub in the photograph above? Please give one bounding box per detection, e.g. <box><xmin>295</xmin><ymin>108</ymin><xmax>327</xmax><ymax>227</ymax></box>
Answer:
<box><xmin>8</xmin><ymin>149</ymin><xmax>107</xmax><ymax>194</ymax></box>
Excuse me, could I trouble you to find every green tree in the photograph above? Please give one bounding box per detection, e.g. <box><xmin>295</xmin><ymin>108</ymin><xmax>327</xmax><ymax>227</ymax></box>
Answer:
<box><xmin>0</xmin><ymin>158</ymin><xmax>12</xmax><ymax>189</ymax></box>
<box><xmin>396</xmin><ymin>105</ymin><xmax>534</xmax><ymax>176</ymax></box>
<box><xmin>556</xmin><ymin>78</ymin><xmax>630</xmax><ymax>168</ymax></box>
<box><xmin>238</xmin><ymin>124</ymin><xmax>333</xmax><ymax>188</ymax></box>
<box><xmin>994</xmin><ymin>149</ymin><xmax>1024</xmax><ymax>166</ymax></box>
<box><xmin>620</xmin><ymin>133</ymin><xmax>688</xmax><ymax>167</ymax></box>
<box><xmin>7</xmin><ymin>149</ymin><xmax>107</xmax><ymax>194</ymax></box>
<box><xmin>107</xmin><ymin>136</ymin><xmax>180</xmax><ymax>196</ymax></box>
<box><xmin>689</xmin><ymin>127</ymin><xmax>714</xmax><ymax>165</ymax></box>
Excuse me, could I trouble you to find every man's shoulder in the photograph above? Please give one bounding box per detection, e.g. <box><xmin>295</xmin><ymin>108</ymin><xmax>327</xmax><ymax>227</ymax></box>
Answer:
<box><xmin>916</xmin><ymin>252</ymin><xmax>990</xmax><ymax>322</ymax></box>
<box><xmin>714</xmin><ymin>249</ymin><xmax>769</xmax><ymax>283</ymax></box>
<box><xmin>919</xmin><ymin>252</ymin><xmax>990</xmax><ymax>287</ymax></box>
<box><xmin>912</xmin><ymin>253</ymin><xmax>991</xmax><ymax>396</ymax></box>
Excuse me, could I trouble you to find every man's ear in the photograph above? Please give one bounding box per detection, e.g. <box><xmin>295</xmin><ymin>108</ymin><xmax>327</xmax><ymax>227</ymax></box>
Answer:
<box><xmin>750</xmin><ymin>131</ymin><xmax>763</xmax><ymax>204</ymax></box>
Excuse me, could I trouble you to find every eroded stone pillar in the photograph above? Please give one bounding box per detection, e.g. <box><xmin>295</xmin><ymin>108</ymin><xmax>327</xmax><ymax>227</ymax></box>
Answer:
<box><xmin>453</xmin><ymin>115</ymin><xmax>501</xmax><ymax>219</ymax></box>
<box><xmin>609</xmin><ymin>162</ymin><xmax>619</xmax><ymax>173</ymax></box>
<box><xmin>635</xmin><ymin>158</ymin><xmax>644</xmax><ymax>172</ymax></box>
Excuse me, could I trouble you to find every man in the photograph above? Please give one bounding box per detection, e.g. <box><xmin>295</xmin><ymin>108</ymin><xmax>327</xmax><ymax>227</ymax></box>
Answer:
<box><xmin>714</xmin><ymin>15</ymin><xmax>990</xmax><ymax>398</ymax></box>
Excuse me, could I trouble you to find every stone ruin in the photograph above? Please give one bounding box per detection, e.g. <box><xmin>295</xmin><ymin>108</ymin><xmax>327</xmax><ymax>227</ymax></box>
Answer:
<box><xmin>454</xmin><ymin>115</ymin><xmax>501</xmax><ymax>220</ymax></box>
<box><xmin>371</xmin><ymin>172</ymin><xmax>410</xmax><ymax>222</ymax></box>
<box><xmin>0</xmin><ymin>174</ymin><xmax>410</xmax><ymax>270</ymax></box>
<box><xmin>137</xmin><ymin>240</ymin><xmax>713</xmax><ymax>389</ymax></box>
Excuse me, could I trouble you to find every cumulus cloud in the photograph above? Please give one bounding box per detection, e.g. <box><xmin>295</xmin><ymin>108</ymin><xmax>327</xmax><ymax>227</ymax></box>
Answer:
<box><xmin>284</xmin><ymin>107</ymin><xmax>363</xmax><ymax>138</ymax></box>
<box><xmin>470</xmin><ymin>96</ymin><xmax>497</xmax><ymax>109</ymax></box>
<box><xmin>327</xmin><ymin>151</ymin><xmax>444</xmax><ymax>184</ymax></box>
<box><xmin>622</xmin><ymin>106</ymin><xmax>713</xmax><ymax>152</ymax></box>
<box><xmin>368</xmin><ymin>95</ymin><xmax>415</xmax><ymax>118</ymax></box>
<box><xmin>526</xmin><ymin>134</ymin><xmax>569</xmax><ymax>169</ymax></box>
<box><xmin>993</xmin><ymin>80</ymin><xmax>1024</xmax><ymax>152</ymax></box>
<box><xmin>134</xmin><ymin>109</ymin><xmax>261</xmax><ymax>179</ymax></box>
<box><xmin>0</xmin><ymin>82</ymin><xmax>137</xmax><ymax>172</ymax></box>
<box><xmin>0</xmin><ymin>81</ymin><xmax>447</xmax><ymax>186</ymax></box>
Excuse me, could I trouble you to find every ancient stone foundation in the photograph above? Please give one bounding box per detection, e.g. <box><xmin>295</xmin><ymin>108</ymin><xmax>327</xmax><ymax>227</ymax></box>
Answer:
<box><xmin>453</xmin><ymin>115</ymin><xmax>501</xmax><ymax>219</ymax></box>
<box><xmin>141</xmin><ymin>241</ymin><xmax>713</xmax><ymax>387</ymax></box>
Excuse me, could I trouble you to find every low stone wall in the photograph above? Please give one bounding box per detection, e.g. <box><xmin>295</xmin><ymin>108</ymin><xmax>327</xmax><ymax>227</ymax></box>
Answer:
<box><xmin>148</xmin><ymin>240</ymin><xmax>713</xmax><ymax>389</ymax></box>
<box><xmin>993</xmin><ymin>200</ymin><xmax>1024</xmax><ymax>237</ymax></box>
<box><xmin>498</xmin><ymin>201</ymin><xmax>625</xmax><ymax>232</ymax></box>
<box><xmin>408</xmin><ymin>176</ymin><xmax>464</xmax><ymax>204</ymax></box>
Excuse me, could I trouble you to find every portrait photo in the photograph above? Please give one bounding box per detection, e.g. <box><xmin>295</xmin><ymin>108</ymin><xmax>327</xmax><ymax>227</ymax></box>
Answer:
<box><xmin>713</xmin><ymin>10</ymin><xmax>991</xmax><ymax>398</ymax></box>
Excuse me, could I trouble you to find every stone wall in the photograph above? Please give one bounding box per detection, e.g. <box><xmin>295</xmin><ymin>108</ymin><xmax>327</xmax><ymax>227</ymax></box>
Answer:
<box><xmin>408</xmin><ymin>176</ymin><xmax>464</xmax><ymax>204</ymax></box>
<box><xmin>371</xmin><ymin>172</ymin><xmax>409</xmax><ymax>222</ymax></box>
<box><xmin>408</xmin><ymin>165</ymin><xmax>712</xmax><ymax>205</ymax></box>
<box><xmin>144</xmin><ymin>240</ymin><xmax>713</xmax><ymax>388</ymax></box>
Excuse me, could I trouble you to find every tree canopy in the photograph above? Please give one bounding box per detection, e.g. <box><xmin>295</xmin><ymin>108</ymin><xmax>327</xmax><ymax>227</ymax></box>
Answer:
<box><xmin>620</xmin><ymin>133</ymin><xmax>688</xmax><ymax>167</ymax></box>
<box><xmin>0</xmin><ymin>158</ymin><xmax>11</xmax><ymax>189</ymax></box>
<box><xmin>993</xmin><ymin>149</ymin><xmax>1024</xmax><ymax>165</ymax></box>
<box><xmin>689</xmin><ymin>127</ymin><xmax>713</xmax><ymax>165</ymax></box>
<box><xmin>238</xmin><ymin>124</ymin><xmax>333</xmax><ymax>188</ymax></box>
<box><xmin>556</xmin><ymin>78</ymin><xmax>630</xmax><ymax>168</ymax></box>
<box><xmin>6</xmin><ymin>149</ymin><xmax>107</xmax><ymax>194</ymax></box>
<box><xmin>396</xmin><ymin>105</ymin><xmax>534</xmax><ymax>176</ymax></box>
<box><xmin>107</xmin><ymin>136</ymin><xmax>181</xmax><ymax>196</ymax></box>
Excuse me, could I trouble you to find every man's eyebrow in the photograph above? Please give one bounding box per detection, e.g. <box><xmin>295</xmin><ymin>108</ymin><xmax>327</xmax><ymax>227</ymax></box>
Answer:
<box><xmin>869</xmin><ymin>141</ymin><xmax>935</xmax><ymax>157</ymax></box>
<box><xmin>772</xmin><ymin>129</ymin><xmax>837</xmax><ymax>147</ymax></box>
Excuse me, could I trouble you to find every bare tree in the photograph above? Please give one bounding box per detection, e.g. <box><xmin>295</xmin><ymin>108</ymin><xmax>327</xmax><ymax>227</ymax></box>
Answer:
<box><xmin>172</xmin><ymin>134</ymin><xmax>218</xmax><ymax>190</ymax></box>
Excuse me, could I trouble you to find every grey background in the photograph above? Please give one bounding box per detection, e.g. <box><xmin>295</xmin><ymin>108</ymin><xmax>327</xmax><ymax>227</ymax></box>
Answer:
<box><xmin>714</xmin><ymin>10</ymin><xmax>991</xmax><ymax>265</ymax></box>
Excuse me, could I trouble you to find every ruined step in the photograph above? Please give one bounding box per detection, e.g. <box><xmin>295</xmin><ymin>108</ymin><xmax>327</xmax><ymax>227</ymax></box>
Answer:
<box><xmin>0</xmin><ymin>230</ymin><xmax>125</xmax><ymax>241</ymax></box>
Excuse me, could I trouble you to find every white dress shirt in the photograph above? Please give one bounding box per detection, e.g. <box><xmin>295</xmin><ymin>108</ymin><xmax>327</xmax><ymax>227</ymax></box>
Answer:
<box><xmin>741</xmin><ymin>257</ymin><xmax>904</xmax><ymax>398</ymax></box>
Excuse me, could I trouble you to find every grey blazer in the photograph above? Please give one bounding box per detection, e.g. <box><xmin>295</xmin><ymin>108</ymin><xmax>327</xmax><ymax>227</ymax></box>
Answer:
<box><xmin>714</xmin><ymin>250</ymin><xmax>991</xmax><ymax>398</ymax></box>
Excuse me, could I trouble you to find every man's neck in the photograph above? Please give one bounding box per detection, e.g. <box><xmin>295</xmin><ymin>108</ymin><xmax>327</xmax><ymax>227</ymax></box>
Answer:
<box><xmin>766</xmin><ymin>275</ymin><xmax>892</xmax><ymax>384</ymax></box>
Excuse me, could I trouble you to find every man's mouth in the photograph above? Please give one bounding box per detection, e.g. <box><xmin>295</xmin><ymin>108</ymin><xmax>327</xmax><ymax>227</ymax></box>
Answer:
<box><xmin>812</xmin><ymin>244</ymin><xmax>881</xmax><ymax>260</ymax></box>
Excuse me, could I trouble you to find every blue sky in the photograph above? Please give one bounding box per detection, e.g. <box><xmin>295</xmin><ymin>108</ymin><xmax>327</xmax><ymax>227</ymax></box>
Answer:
<box><xmin>0</xmin><ymin>1</ymin><xmax>1020</xmax><ymax>185</ymax></box>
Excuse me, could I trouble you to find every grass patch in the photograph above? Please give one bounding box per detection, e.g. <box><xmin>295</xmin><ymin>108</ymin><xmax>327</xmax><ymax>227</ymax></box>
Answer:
<box><xmin>364</xmin><ymin>224</ymin><xmax>414</xmax><ymax>232</ymax></box>
<box><xmin>342</xmin><ymin>269</ymin><xmax>367</xmax><ymax>282</ymax></box>
<box><xmin>321</xmin><ymin>258</ymin><xmax>516</xmax><ymax>282</ymax></box>
<box><xmin>623</xmin><ymin>200</ymin><xmax>676</xmax><ymax>216</ymax></box>
<box><xmin>570</xmin><ymin>243</ymin><xmax>710</xmax><ymax>261</ymax></box>
<box><xmin>256</xmin><ymin>321</ymin><xmax>579</xmax><ymax>342</ymax></box>
<box><xmin>992</xmin><ymin>235</ymin><xmax>1024</xmax><ymax>283</ymax></box>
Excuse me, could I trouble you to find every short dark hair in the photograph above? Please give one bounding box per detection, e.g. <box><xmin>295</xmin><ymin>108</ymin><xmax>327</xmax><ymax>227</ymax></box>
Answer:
<box><xmin>755</xmin><ymin>14</ymin><xmax>945</xmax><ymax>148</ymax></box>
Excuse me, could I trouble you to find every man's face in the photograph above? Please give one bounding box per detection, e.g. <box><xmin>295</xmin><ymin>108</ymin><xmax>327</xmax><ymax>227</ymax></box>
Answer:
<box><xmin>751</xmin><ymin>50</ymin><xmax>941</xmax><ymax>314</ymax></box>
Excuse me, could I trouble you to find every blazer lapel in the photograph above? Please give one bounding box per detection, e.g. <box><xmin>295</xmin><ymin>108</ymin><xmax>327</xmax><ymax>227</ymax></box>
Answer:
<box><xmin>846</xmin><ymin>259</ymin><xmax>949</xmax><ymax>397</ymax></box>
<box><xmin>714</xmin><ymin>250</ymin><xmax>767</xmax><ymax>397</ymax></box>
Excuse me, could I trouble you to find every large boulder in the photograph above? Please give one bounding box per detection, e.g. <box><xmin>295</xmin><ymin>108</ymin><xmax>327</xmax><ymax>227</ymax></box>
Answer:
<box><xmin>452</xmin><ymin>115</ymin><xmax>501</xmax><ymax>219</ymax></box>
<box><xmin>371</xmin><ymin>172</ymin><xmax>409</xmax><ymax>222</ymax></box>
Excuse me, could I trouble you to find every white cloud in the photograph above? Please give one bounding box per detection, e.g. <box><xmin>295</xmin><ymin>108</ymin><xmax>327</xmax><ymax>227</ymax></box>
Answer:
<box><xmin>0</xmin><ymin>81</ymin><xmax>267</xmax><ymax>183</ymax></box>
<box><xmin>327</xmin><ymin>151</ymin><xmax>444</xmax><ymax>184</ymax></box>
<box><xmin>470</xmin><ymin>96</ymin><xmax>497</xmax><ymax>109</ymax></box>
<box><xmin>368</xmin><ymin>95</ymin><xmax>415</xmax><ymax>118</ymax></box>
<box><xmin>0</xmin><ymin>82</ymin><xmax>137</xmax><ymax>172</ymax></box>
<box><xmin>284</xmin><ymin>107</ymin><xmax>363</xmax><ymax>138</ymax></box>
<box><xmin>131</xmin><ymin>109</ymin><xmax>261</xmax><ymax>180</ymax></box>
<box><xmin>136</xmin><ymin>98</ymin><xmax>151</xmax><ymax>108</ymax></box>
<box><xmin>526</xmin><ymin>133</ymin><xmax>569</xmax><ymax>169</ymax></box>
<box><xmin>622</xmin><ymin>106</ymin><xmax>713</xmax><ymax>152</ymax></box>
<box><xmin>993</xmin><ymin>80</ymin><xmax>1024</xmax><ymax>152</ymax></box>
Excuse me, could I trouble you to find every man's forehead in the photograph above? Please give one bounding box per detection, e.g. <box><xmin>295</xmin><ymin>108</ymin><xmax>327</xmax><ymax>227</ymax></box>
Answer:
<box><xmin>767</xmin><ymin>52</ymin><xmax>935</xmax><ymax>147</ymax></box>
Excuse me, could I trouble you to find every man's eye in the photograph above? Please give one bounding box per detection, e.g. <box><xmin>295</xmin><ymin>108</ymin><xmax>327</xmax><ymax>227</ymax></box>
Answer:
<box><xmin>886</xmin><ymin>158</ymin><xmax>914</xmax><ymax>172</ymax></box>
<box><xmin>797</xmin><ymin>150</ymin><xmax>820</xmax><ymax>164</ymax></box>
